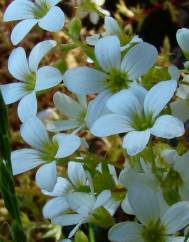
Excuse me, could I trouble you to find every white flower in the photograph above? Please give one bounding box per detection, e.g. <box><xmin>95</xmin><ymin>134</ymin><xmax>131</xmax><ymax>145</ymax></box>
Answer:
<box><xmin>11</xmin><ymin>116</ymin><xmax>81</xmax><ymax>191</ymax></box>
<box><xmin>42</xmin><ymin>161</ymin><xmax>88</xmax><ymax>220</ymax></box>
<box><xmin>4</xmin><ymin>0</ymin><xmax>64</xmax><ymax>45</ymax></box>
<box><xmin>91</xmin><ymin>81</ymin><xmax>185</xmax><ymax>156</ymax></box>
<box><xmin>52</xmin><ymin>190</ymin><xmax>111</xmax><ymax>238</ymax></box>
<box><xmin>108</xmin><ymin>184</ymin><xmax>189</xmax><ymax>242</ymax></box>
<box><xmin>171</xmin><ymin>99</ymin><xmax>189</xmax><ymax>122</ymax></box>
<box><xmin>0</xmin><ymin>40</ymin><xmax>62</xmax><ymax>122</ymax></box>
<box><xmin>176</xmin><ymin>28</ymin><xmax>189</xmax><ymax>53</ymax></box>
<box><xmin>63</xmin><ymin>35</ymin><xmax>157</xmax><ymax>95</ymax></box>
<box><xmin>47</xmin><ymin>90</ymin><xmax>111</xmax><ymax>132</ymax></box>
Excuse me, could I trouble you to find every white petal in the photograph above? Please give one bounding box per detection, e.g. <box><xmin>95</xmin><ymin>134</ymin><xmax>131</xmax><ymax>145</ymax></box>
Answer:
<box><xmin>35</xmin><ymin>162</ymin><xmax>57</xmax><ymax>192</ymax></box>
<box><xmin>38</xmin><ymin>6</ymin><xmax>64</xmax><ymax>32</ymax></box>
<box><xmin>20</xmin><ymin>116</ymin><xmax>49</xmax><ymax>150</ymax></box>
<box><xmin>85</xmin><ymin>90</ymin><xmax>112</xmax><ymax>128</ymax></box>
<box><xmin>3</xmin><ymin>0</ymin><xmax>35</xmax><ymax>21</ymax></box>
<box><xmin>35</xmin><ymin>66</ymin><xmax>62</xmax><ymax>91</ymax></box>
<box><xmin>91</xmin><ymin>114</ymin><xmax>133</xmax><ymax>137</ymax></box>
<box><xmin>106</xmin><ymin>89</ymin><xmax>142</xmax><ymax>115</ymax></box>
<box><xmin>47</xmin><ymin>120</ymin><xmax>80</xmax><ymax>132</ymax></box>
<box><xmin>128</xmin><ymin>185</ymin><xmax>160</xmax><ymax>224</ymax></box>
<box><xmin>144</xmin><ymin>80</ymin><xmax>177</xmax><ymax>118</ymax></box>
<box><xmin>104</xmin><ymin>16</ymin><xmax>121</xmax><ymax>35</ymax></box>
<box><xmin>54</xmin><ymin>134</ymin><xmax>81</xmax><ymax>158</ymax></box>
<box><xmin>17</xmin><ymin>92</ymin><xmax>37</xmax><ymax>122</ymax></box>
<box><xmin>11</xmin><ymin>149</ymin><xmax>44</xmax><ymax>175</ymax></box>
<box><xmin>68</xmin><ymin>161</ymin><xmax>87</xmax><ymax>186</ymax></box>
<box><xmin>176</xmin><ymin>84</ymin><xmax>189</xmax><ymax>99</ymax></box>
<box><xmin>52</xmin><ymin>214</ymin><xmax>85</xmax><ymax>226</ymax></box>
<box><xmin>8</xmin><ymin>47</ymin><xmax>30</xmax><ymax>81</ymax></box>
<box><xmin>121</xmin><ymin>42</ymin><xmax>158</xmax><ymax>80</ymax></box>
<box><xmin>151</xmin><ymin>115</ymin><xmax>184</xmax><ymax>139</ymax></box>
<box><xmin>121</xmin><ymin>197</ymin><xmax>134</xmax><ymax>215</ymax></box>
<box><xmin>45</xmin><ymin>0</ymin><xmax>62</xmax><ymax>6</ymax></box>
<box><xmin>176</xmin><ymin>28</ymin><xmax>189</xmax><ymax>53</ymax></box>
<box><xmin>108</xmin><ymin>222</ymin><xmax>143</xmax><ymax>242</ymax></box>
<box><xmin>129</xmin><ymin>84</ymin><xmax>147</xmax><ymax>104</ymax></box>
<box><xmin>171</xmin><ymin>99</ymin><xmax>189</xmax><ymax>122</ymax></box>
<box><xmin>168</xmin><ymin>66</ymin><xmax>180</xmax><ymax>81</ymax></box>
<box><xmin>29</xmin><ymin>40</ymin><xmax>57</xmax><ymax>72</ymax></box>
<box><xmin>162</xmin><ymin>201</ymin><xmax>189</xmax><ymax>233</ymax></box>
<box><xmin>43</xmin><ymin>197</ymin><xmax>69</xmax><ymax>219</ymax></box>
<box><xmin>0</xmin><ymin>83</ymin><xmax>27</xmax><ymax>104</ymax></box>
<box><xmin>90</xmin><ymin>12</ymin><xmax>99</xmax><ymax>25</ymax></box>
<box><xmin>53</xmin><ymin>92</ymin><xmax>84</xmax><ymax>118</ymax></box>
<box><xmin>94</xmin><ymin>190</ymin><xmax>111</xmax><ymax>209</ymax></box>
<box><xmin>63</xmin><ymin>67</ymin><xmax>107</xmax><ymax>95</ymax></box>
<box><xmin>123</xmin><ymin>130</ymin><xmax>151</xmax><ymax>156</ymax></box>
<box><xmin>11</xmin><ymin>19</ymin><xmax>38</xmax><ymax>45</ymax></box>
<box><xmin>95</xmin><ymin>35</ymin><xmax>121</xmax><ymax>72</ymax></box>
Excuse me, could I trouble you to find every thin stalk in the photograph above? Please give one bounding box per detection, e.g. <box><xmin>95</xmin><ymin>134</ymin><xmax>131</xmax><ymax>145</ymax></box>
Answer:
<box><xmin>88</xmin><ymin>224</ymin><xmax>95</xmax><ymax>242</ymax></box>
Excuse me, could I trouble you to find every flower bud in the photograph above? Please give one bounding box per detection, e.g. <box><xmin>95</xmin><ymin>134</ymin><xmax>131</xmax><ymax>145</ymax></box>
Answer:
<box><xmin>176</xmin><ymin>28</ymin><xmax>189</xmax><ymax>59</ymax></box>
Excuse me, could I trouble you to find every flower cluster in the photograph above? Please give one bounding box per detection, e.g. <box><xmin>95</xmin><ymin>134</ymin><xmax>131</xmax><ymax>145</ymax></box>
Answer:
<box><xmin>2</xmin><ymin>1</ymin><xmax>189</xmax><ymax>241</ymax></box>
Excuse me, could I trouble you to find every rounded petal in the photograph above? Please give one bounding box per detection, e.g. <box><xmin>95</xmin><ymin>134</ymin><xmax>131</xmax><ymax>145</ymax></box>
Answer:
<box><xmin>123</xmin><ymin>130</ymin><xmax>151</xmax><ymax>156</ymax></box>
<box><xmin>94</xmin><ymin>190</ymin><xmax>111</xmax><ymax>209</ymax></box>
<box><xmin>47</xmin><ymin>120</ymin><xmax>80</xmax><ymax>132</ymax></box>
<box><xmin>3</xmin><ymin>0</ymin><xmax>35</xmax><ymax>21</ymax></box>
<box><xmin>54</xmin><ymin>134</ymin><xmax>81</xmax><ymax>158</ymax></box>
<box><xmin>170</xmin><ymin>99</ymin><xmax>189</xmax><ymax>123</ymax></box>
<box><xmin>121</xmin><ymin>42</ymin><xmax>158</xmax><ymax>80</ymax></box>
<box><xmin>176</xmin><ymin>28</ymin><xmax>189</xmax><ymax>53</ymax></box>
<box><xmin>68</xmin><ymin>161</ymin><xmax>87</xmax><ymax>186</ymax></box>
<box><xmin>35</xmin><ymin>66</ymin><xmax>62</xmax><ymax>91</ymax></box>
<box><xmin>168</xmin><ymin>66</ymin><xmax>180</xmax><ymax>81</ymax></box>
<box><xmin>17</xmin><ymin>92</ymin><xmax>37</xmax><ymax>122</ymax></box>
<box><xmin>29</xmin><ymin>40</ymin><xmax>57</xmax><ymax>72</ymax></box>
<box><xmin>20</xmin><ymin>116</ymin><xmax>49</xmax><ymax>150</ymax></box>
<box><xmin>43</xmin><ymin>197</ymin><xmax>69</xmax><ymax>219</ymax></box>
<box><xmin>128</xmin><ymin>185</ymin><xmax>160</xmax><ymax>225</ymax></box>
<box><xmin>151</xmin><ymin>115</ymin><xmax>185</xmax><ymax>139</ymax></box>
<box><xmin>38</xmin><ymin>6</ymin><xmax>64</xmax><ymax>32</ymax></box>
<box><xmin>144</xmin><ymin>80</ymin><xmax>177</xmax><ymax>118</ymax></box>
<box><xmin>63</xmin><ymin>67</ymin><xmax>107</xmax><ymax>95</ymax></box>
<box><xmin>8</xmin><ymin>47</ymin><xmax>30</xmax><ymax>81</ymax></box>
<box><xmin>0</xmin><ymin>83</ymin><xmax>27</xmax><ymax>104</ymax></box>
<box><xmin>11</xmin><ymin>19</ymin><xmax>38</xmax><ymax>45</ymax></box>
<box><xmin>53</xmin><ymin>92</ymin><xmax>84</xmax><ymax>118</ymax></box>
<box><xmin>104</xmin><ymin>16</ymin><xmax>121</xmax><ymax>35</ymax></box>
<box><xmin>162</xmin><ymin>201</ymin><xmax>189</xmax><ymax>233</ymax></box>
<box><xmin>52</xmin><ymin>214</ymin><xmax>85</xmax><ymax>226</ymax></box>
<box><xmin>95</xmin><ymin>35</ymin><xmax>121</xmax><ymax>72</ymax></box>
<box><xmin>11</xmin><ymin>149</ymin><xmax>44</xmax><ymax>175</ymax></box>
<box><xmin>129</xmin><ymin>84</ymin><xmax>147</xmax><ymax>104</ymax></box>
<box><xmin>108</xmin><ymin>222</ymin><xmax>143</xmax><ymax>242</ymax></box>
<box><xmin>35</xmin><ymin>161</ymin><xmax>57</xmax><ymax>192</ymax></box>
<box><xmin>91</xmin><ymin>114</ymin><xmax>133</xmax><ymax>137</ymax></box>
<box><xmin>106</xmin><ymin>89</ymin><xmax>142</xmax><ymax>116</ymax></box>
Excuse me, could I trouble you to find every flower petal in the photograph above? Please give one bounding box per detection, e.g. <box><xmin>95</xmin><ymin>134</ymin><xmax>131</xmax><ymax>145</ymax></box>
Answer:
<box><xmin>106</xmin><ymin>89</ymin><xmax>142</xmax><ymax>115</ymax></box>
<box><xmin>11</xmin><ymin>19</ymin><xmax>38</xmax><ymax>45</ymax></box>
<box><xmin>151</xmin><ymin>115</ymin><xmax>184</xmax><ymax>139</ymax></box>
<box><xmin>176</xmin><ymin>28</ymin><xmax>189</xmax><ymax>53</ymax></box>
<box><xmin>108</xmin><ymin>222</ymin><xmax>143</xmax><ymax>242</ymax></box>
<box><xmin>95</xmin><ymin>35</ymin><xmax>121</xmax><ymax>72</ymax></box>
<box><xmin>53</xmin><ymin>92</ymin><xmax>84</xmax><ymax>118</ymax></box>
<box><xmin>144</xmin><ymin>80</ymin><xmax>177</xmax><ymax>118</ymax></box>
<box><xmin>20</xmin><ymin>116</ymin><xmax>49</xmax><ymax>150</ymax></box>
<box><xmin>47</xmin><ymin>120</ymin><xmax>80</xmax><ymax>132</ymax></box>
<box><xmin>104</xmin><ymin>16</ymin><xmax>121</xmax><ymax>35</ymax></box>
<box><xmin>68</xmin><ymin>161</ymin><xmax>87</xmax><ymax>187</ymax></box>
<box><xmin>63</xmin><ymin>67</ymin><xmax>107</xmax><ymax>95</ymax></box>
<box><xmin>0</xmin><ymin>83</ymin><xmax>27</xmax><ymax>104</ymax></box>
<box><xmin>128</xmin><ymin>184</ymin><xmax>160</xmax><ymax>224</ymax></box>
<box><xmin>43</xmin><ymin>197</ymin><xmax>69</xmax><ymax>219</ymax></box>
<box><xmin>94</xmin><ymin>190</ymin><xmax>111</xmax><ymax>209</ymax></box>
<box><xmin>35</xmin><ymin>161</ymin><xmax>57</xmax><ymax>192</ymax></box>
<box><xmin>8</xmin><ymin>47</ymin><xmax>30</xmax><ymax>81</ymax></box>
<box><xmin>11</xmin><ymin>148</ymin><xmax>44</xmax><ymax>175</ymax></box>
<box><xmin>17</xmin><ymin>92</ymin><xmax>37</xmax><ymax>122</ymax></box>
<box><xmin>162</xmin><ymin>201</ymin><xmax>189</xmax><ymax>233</ymax></box>
<box><xmin>29</xmin><ymin>40</ymin><xmax>57</xmax><ymax>72</ymax></box>
<box><xmin>52</xmin><ymin>214</ymin><xmax>85</xmax><ymax>226</ymax></box>
<box><xmin>35</xmin><ymin>66</ymin><xmax>62</xmax><ymax>91</ymax></box>
<box><xmin>121</xmin><ymin>42</ymin><xmax>158</xmax><ymax>80</ymax></box>
<box><xmin>123</xmin><ymin>129</ymin><xmax>151</xmax><ymax>156</ymax></box>
<box><xmin>54</xmin><ymin>134</ymin><xmax>81</xmax><ymax>158</ymax></box>
<box><xmin>91</xmin><ymin>114</ymin><xmax>133</xmax><ymax>137</ymax></box>
<box><xmin>170</xmin><ymin>99</ymin><xmax>189</xmax><ymax>123</ymax></box>
<box><xmin>38</xmin><ymin>6</ymin><xmax>64</xmax><ymax>32</ymax></box>
<box><xmin>3</xmin><ymin>0</ymin><xmax>35</xmax><ymax>21</ymax></box>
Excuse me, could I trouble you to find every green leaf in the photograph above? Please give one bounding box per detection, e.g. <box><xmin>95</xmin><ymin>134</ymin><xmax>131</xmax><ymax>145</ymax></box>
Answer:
<box><xmin>68</xmin><ymin>17</ymin><xmax>82</xmax><ymax>40</ymax></box>
<box><xmin>89</xmin><ymin>207</ymin><xmax>114</xmax><ymax>228</ymax></box>
<box><xmin>74</xmin><ymin>230</ymin><xmax>88</xmax><ymax>242</ymax></box>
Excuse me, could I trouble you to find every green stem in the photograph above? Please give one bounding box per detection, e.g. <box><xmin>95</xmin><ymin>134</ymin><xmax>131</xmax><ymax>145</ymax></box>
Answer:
<box><xmin>88</xmin><ymin>224</ymin><xmax>95</xmax><ymax>242</ymax></box>
<box><xmin>0</xmin><ymin>91</ymin><xmax>27</xmax><ymax>242</ymax></box>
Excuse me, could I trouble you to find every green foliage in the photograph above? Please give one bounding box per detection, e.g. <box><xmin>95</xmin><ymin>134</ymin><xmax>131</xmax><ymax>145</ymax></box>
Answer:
<box><xmin>68</xmin><ymin>17</ymin><xmax>82</xmax><ymax>40</ymax></box>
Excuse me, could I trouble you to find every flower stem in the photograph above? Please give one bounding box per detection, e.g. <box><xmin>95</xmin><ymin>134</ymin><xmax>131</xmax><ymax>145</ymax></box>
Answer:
<box><xmin>89</xmin><ymin>224</ymin><xmax>95</xmax><ymax>242</ymax></box>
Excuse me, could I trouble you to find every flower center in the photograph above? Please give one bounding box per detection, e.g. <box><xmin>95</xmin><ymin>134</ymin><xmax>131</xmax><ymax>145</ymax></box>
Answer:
<box><xmin>105</xmin><ymin>69</ymin><xmax>131</xmax><ymax>93</ymax></box>
<box><xmin>24</xmin><ymin>72</ymin><xmax>36</xmax><ymax>91</ymax></box>
<box><xmin>141</xmin><ymin>219</ymin><xmax>167</xmax><ymax>242</ymax></box>
<box><xmin>33</xmin><ymin>0</ymin><xmax>51</xmax><ymax>19</ymax></box>
<box><xmin>40</xmin><ymin>141</ymin><xmax>59</xmax><ymax>162</ymax></box>
<box><xmin>131</xmin><ymin>112</ymin><xmax>154</xmax><ymax>131</ymax></box>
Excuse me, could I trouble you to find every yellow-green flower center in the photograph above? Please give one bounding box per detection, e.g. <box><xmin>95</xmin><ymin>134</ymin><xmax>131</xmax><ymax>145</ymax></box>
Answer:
<box><xmin>24</xmin><ymin>72</ymin><xmax>36</xmax><ymax>91</ymax></box>
<box><xmin>40</xmin><ymin>141</ymin><xmax>59</xmax><ymax>162</ymax></box>
<box><xmin>141</xmin><ymin>219</ymin><xmax>167</xmax><ymax>242</ymax></box>
<box><xmin>131</xmin><ymin>112</ymin><xmax>154</xmax><ymax>131</ymax></box>
<box><xmin>33</xmin><ymin>0</ymin><xmax>51</xmax><ymax>19</ymax></box>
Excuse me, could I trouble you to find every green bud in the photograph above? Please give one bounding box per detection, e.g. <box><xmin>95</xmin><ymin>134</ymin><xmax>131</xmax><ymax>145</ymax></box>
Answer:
<box><xmin>68</xmin><ymin>17</ymin><xmax>82</xmax><ymax>40</ymax></box>
<box><xmin>74</xmin><ymin>230</ymin><xmax>88</xmax><ymax>242</ymax></box>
